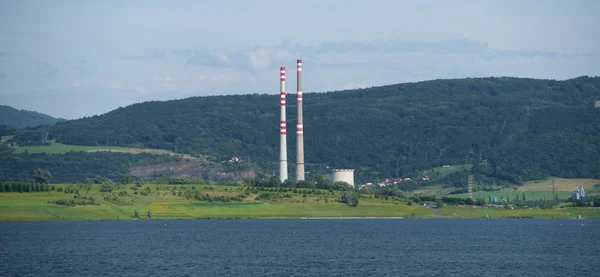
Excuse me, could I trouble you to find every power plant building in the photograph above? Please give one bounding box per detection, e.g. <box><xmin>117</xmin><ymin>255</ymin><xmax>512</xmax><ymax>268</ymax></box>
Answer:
<box><xmin>332</xmin><ymin>169</ymin><xmax>355</xmax><ymax>188</ymax></box>
<box><xmin>572</xmin><ymin>185</ymin><xmax>586</xmax><ymax>200</ymax></box>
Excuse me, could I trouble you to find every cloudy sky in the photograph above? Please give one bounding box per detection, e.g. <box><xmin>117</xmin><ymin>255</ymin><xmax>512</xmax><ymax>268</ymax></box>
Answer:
<box><xmin>1</xmin><ymin>0</ymin><xmax>599</xmax><ymax>119</ymax></box>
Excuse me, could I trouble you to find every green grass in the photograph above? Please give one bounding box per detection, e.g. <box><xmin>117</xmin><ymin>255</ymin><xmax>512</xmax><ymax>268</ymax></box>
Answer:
<box><xmin>149</xmin><ymin>202</ymin><xmax>435</xmax><ymax>219</ymax></box>
<box><xmin>449</xmin><ymin>190</ymin><xmax>573</xmax><ymax>201</ymax></box>
<box><xmin>445</xmin><ymin>177</ymin><xmax>600</xmax><ymax>200</ymax></box>
<box><xmin>441</xmin><ymin>206</ymin><xmax>600</xmax><ymax>219</ymax></box>
<box><xmin>412</xmin><ymin>164</ymin><xmax>474</xmax><ymax>196</ymax></box>
<box><xmin>1</xmin><ymin>183</ymin><xmax>598</xmax><ymax>221</ymax></box>
<box><xmin>0</xmin><ymin>184</ymin><xmax>438</xmax><ymax>221</ymax></box>
<box><xmin>420</xmin><ymin>164</ymin><xmax>473</xmax><ymax>182</ymax></box>
<box><xmin>13</xmin><ymin>141</ymin><xmax>197</xmax><ymax>159</ymax></box>
<box><xmin>413</xmin><ymin>176</ymin><xmax>600</xmax><ymax>199</ymax></box>
<box><xmin>520</xmin><ymin>177</ymin><xmax>600</xmax><ymax>192</ymax></box>
<box><xmin>14</xmin><ymin>142</ymin><xmax>127</xmax><ymax>154</ymax></box>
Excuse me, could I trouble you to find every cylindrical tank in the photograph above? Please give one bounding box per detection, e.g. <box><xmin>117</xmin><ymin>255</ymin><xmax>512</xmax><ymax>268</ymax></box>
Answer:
<box><xmin>331</xmin><ymin>169</ymin><xmax>355</xmax><ymax>188</ymax></box>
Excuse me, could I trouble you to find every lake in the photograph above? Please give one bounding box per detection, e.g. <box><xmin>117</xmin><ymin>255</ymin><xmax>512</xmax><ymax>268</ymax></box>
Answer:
<box><xmin>1</xmin><ymin>219</ymin><xmax>599</xmax><ymax>276</ymax></box>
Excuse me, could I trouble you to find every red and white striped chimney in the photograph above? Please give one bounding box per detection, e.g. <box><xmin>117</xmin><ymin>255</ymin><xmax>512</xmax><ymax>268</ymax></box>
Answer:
<box><xmin>296</xmin><ymin>59</ymin><xmax>305</xmax><ymax>181</ymax></box>
<box><xmin>279</xmin><ymin>67</ymin><xmax>288</xmax><ymax>182</ymax></box>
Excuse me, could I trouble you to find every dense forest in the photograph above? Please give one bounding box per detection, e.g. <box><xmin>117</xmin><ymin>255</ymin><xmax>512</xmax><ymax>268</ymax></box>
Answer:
<box><xmin>7</xmin><ymin>76</ymin><xmax>600</xmax><ymax>184</ymax></box>
<box><xmin>0</xmin><ymin>144</ymin><xmax>181</xmax><ymax>183</ymax></box>
<box><xmin>0</xmin><ymin>105</ymin><xmax>65</xmax><ymax>129</ymax></box>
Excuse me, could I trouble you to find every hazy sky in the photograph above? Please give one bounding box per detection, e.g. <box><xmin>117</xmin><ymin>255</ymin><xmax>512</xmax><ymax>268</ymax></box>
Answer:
<box><xmin>1</xmin><ymin>0</ymin><xmax>599</xmax><ymax>119</ymax></box>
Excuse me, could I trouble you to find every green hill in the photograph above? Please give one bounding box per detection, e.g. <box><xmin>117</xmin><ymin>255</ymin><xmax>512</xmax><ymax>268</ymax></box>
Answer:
<box><xmin>8</xmin><ymin>76</ymin><xmax>600</xmax><ymax>184</ymax></box>
<box><xmin>0</xmin><ymin>105</ymin><xmax>65</xmax><ymax>129</ymax></box>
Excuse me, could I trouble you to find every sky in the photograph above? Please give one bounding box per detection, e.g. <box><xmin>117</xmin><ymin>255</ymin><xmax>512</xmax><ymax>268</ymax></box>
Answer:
<box><xmin>1</xmin><ymin>0</ymin><xmax>599</xmax><ymax>119</ymax></box>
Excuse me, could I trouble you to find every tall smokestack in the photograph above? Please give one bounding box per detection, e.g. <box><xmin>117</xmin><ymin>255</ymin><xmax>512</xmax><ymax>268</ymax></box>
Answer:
<box><xmin>296</xmin><ymin>59</ymin><xmax>305</xmax><ymax>181</ymax></box>
<box><xmin>279</xmin><ymin>67</ymin><xmax>288</xmax><ymax>182</ymax></box>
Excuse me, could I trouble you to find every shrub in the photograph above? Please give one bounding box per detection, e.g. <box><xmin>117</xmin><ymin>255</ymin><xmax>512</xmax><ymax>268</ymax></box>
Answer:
<box><xmin>340</xmin><ymin>191</ymin><xmax>359</xmax><ymax>207</ymax></box>
<box><xmin>255</xmin><ymin>192</ymin><xmax>290</xmax><ymax>201</ymax></box>
<box><xmin>100</xmin><ymin>181</ymin><xmax>114</xmax><ymax>192</ymax></box>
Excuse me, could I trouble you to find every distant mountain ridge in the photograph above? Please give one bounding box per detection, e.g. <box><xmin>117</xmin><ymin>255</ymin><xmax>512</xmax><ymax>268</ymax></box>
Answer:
<box><xmin>0</xmin><ymin>105</ymin><xmax>65</xmax><ymax>129</ymax></box>
<box><xmin>9</xmin><ymin>76</ymin><xmax>600</xmax><ymax>184</ymax></box>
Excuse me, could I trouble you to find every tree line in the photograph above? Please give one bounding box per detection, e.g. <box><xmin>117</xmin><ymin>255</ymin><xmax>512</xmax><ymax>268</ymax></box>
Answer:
<box><xmin>0</xmin><ymin>143</ymin><xmax>182</xmax><ymax>183</ymax></box>
<box><xmin>6</xmin><ymin>76</ymin><xmax>600</xmax><ymax>185</ymax></box>
<box><xmin>0</xmin><ymin>181</ymin><xmax>51</xmax><ymax>193</ymax></box>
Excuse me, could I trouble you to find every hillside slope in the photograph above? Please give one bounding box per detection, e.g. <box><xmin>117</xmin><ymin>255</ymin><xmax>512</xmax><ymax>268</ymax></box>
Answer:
<box><xmin>15</xmin><ymin>76</ymin><xmax>600</xmax><ymax>183</ymax></box>
<box><xmin>0</xmin><ymin>105</ymin><xmax>65</xmax><ymax>129</ymax></box>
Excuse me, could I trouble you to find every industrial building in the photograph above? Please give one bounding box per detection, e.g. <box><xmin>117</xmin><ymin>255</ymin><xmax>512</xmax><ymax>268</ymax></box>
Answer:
<box><xmin>331</xmin><ymin>169</ymin><xmax>355</xmax><ymax>188</ymax></box>
<box><xmin>278</xmin><ymin>60</ymin><xmax>354</xmax><ymax>186</ymax></box>
<box><xmin>571</xmin><ymin>185</ymin><xmax>586</xmax><ymax>200</ymax></box>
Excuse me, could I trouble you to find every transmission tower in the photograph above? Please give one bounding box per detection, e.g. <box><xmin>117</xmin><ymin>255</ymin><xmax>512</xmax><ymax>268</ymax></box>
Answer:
<box><xmin>468</xmin><ymin>175</ymin><xmax>473</xmax><ymax>200</ymax></box>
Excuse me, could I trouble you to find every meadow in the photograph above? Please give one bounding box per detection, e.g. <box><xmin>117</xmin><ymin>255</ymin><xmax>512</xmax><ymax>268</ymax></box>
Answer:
<box><xmin>13</xmin><ymin>141</ymin><xmax>196</xmax><ymax>159</ymax></box>
<box><xmin>441</xmin><ymin>206</ymin><xmax>600</xmax><ymax>219</ymax></box>
<box><xmin>414</xmin><ymin>177</ymin><xmax>599</xmax><ymax>201</ymax></box>
<box><xmin>0</xmin><ymin>183</ymin><xmax>437</xmax><ymax>221</ymax></box>
<box><xmin>1</xmin><ymin>181</ymin><xmax>598</xmax><ymax>221</ymax></box>
<box><xmin>449</xmin><ymin>190</ymin><xmax>573</xmax><ymax>201</ymax></box>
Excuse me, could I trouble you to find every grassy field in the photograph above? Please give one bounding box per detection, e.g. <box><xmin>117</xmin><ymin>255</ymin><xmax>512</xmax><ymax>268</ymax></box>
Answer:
<box><xmin>441</xmin><ymin>206</ymin><xmax>600</xmax><ymax>219</ymax></box>
<box><xmin>447</xmin><ymin>177</ymin><xmax>600</xmax><ymax>200</ymax></box>
<box><xmin>421</xmin><ymin>164</ymin><xmax>473</xmax><ymax>182</ymax></box>
<box><xmin>0</xmin><ymin>184</ymin><xmax>437</xmax><ymax>221</ymax></box>
<box><xmin>414</xmin><ymin>177</ymin><xmax>600</xmax><ymax>200</ymax></box>
<box><xmin>149</xmin><ymin>202</ymin><xmax>434</xmax><ymax>219</ymax></box>
<box><xmin>412</xmin><ymin>164</ymin><xmax>474</xmax><ymax>196</ymax></box>
<box><xmin>13</xmin><ymin>141</ymin><xmax>197</xmax><ymax>159</ymax></box>
<box><xmin>1</xmin><ymin>182</ymin><xmax>598</xmax><ymax>221</ymax></box>
<box><xmin>520</xmin><ymin>177</ymin><xmax>600</xmax><ymax>192</ymax></box>
<box><xmin>449</xmin><ymin>190</ymin><xmax>573</xmax><ymax>201</ymax></box>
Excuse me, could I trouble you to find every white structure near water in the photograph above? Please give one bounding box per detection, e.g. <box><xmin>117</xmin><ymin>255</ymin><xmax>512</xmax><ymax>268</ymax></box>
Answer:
<box><xmin>572</xmin><ymin>185</ymin><xmax>585</xmax><ymax>200</ymax></box>
<box><xmin>332</xmin><ymin>169</ymin><xmax>355</xmax><ymax>188</ymax></box>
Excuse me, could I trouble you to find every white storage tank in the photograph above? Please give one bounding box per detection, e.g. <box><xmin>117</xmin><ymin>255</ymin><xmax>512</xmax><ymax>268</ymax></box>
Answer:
<box><xmin>331</xmin><ymin>169</ymin><xmax>355</xmax><ymax>188</ymax></box>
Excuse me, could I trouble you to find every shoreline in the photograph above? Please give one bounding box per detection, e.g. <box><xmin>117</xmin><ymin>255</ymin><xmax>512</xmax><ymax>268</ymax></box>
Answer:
<box><xmin>1</xmin><ymin>216</ymin><xmax>597</xmax><ymax>223</ymax></box>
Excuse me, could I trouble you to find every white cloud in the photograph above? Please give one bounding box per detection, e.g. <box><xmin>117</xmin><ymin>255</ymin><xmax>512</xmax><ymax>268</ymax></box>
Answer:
<box><xmin>1</xmin><ymin>1</ymin><xmax>599</xmax><ymax>119</ymax></box>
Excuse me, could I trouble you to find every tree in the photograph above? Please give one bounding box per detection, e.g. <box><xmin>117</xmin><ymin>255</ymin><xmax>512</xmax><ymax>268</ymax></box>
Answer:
<box><xmin>465</xmin><ymin>198</ymin><xmax>475</xmax><ymax>205</ymax></box>
<box><xmin>333</xmin><ymin>181</ymin><xmax>353</xmax><ymax>191</ymax></box>
<box><xmin>435</xmin><ymin>199</ymin><xmax>444</xmax><ymax>209</ymax></box>
<box><xmin>121</xmin><ymin>174</ymin><xmax>132</xmax><ymax>185</ymax></box>
<box><xmin>522</xmin><ymin>193</ymin><xmax>526</xmax><ymax>201</ymax></box>
<box><xmin>282</xmin><ymin>179</ymin><xmax>297</xmax><ymax>188</ymax></box>
<box><xmin>296</xmin><ymin>180</ymin><xmax>315</xmax><ymax>189</ymax></box>
<box><xmin>147</xmin><ymin>210</ymin><xmax>152</xmax><ymax>219</ymax></box>
<box><xmin>134</xmin><ymin>210</ymin><xmax>139</xmax><ymax>218</ymax></box>
<box><xmin>315</xmin><ymin>174</ymin><xmax>333</xmax><ymax>189</ymax></box>
<box><xmin>340</xmin><ymin>191</ymin><xmax>359</xmax><ymax>207</ymax></box>
<box><xmin>100</xmin><ymin>180</ymin><xmax>114</xmax><ymax>192</ymax></box>
<box><xmin>33</xmin><ymin>169</ymin><xmax>52</xmax><ymax>185</ymax></box>
<box><xmin>475</xmin><ymin>197</ymin><xmax>486</xmax><ymax>206</ymax></box>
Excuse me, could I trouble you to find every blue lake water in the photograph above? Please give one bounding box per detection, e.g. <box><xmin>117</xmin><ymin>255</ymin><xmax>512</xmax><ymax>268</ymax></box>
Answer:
<box><xmin>1</xmin><ymin>219</ymin><xmax>599</xmax><ymax>276</ymax></box>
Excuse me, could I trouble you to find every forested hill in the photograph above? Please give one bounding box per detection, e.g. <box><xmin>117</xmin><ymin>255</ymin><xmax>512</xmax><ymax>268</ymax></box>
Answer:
<box><xmin>0</xmin><ymin>105</ymin><xmax>65</xmax><ymax>129</ymax></box>
<box><xmin>33</xmin><ymin>76</ymin><xmax>600</xmax><ymax>183</ymax></box>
